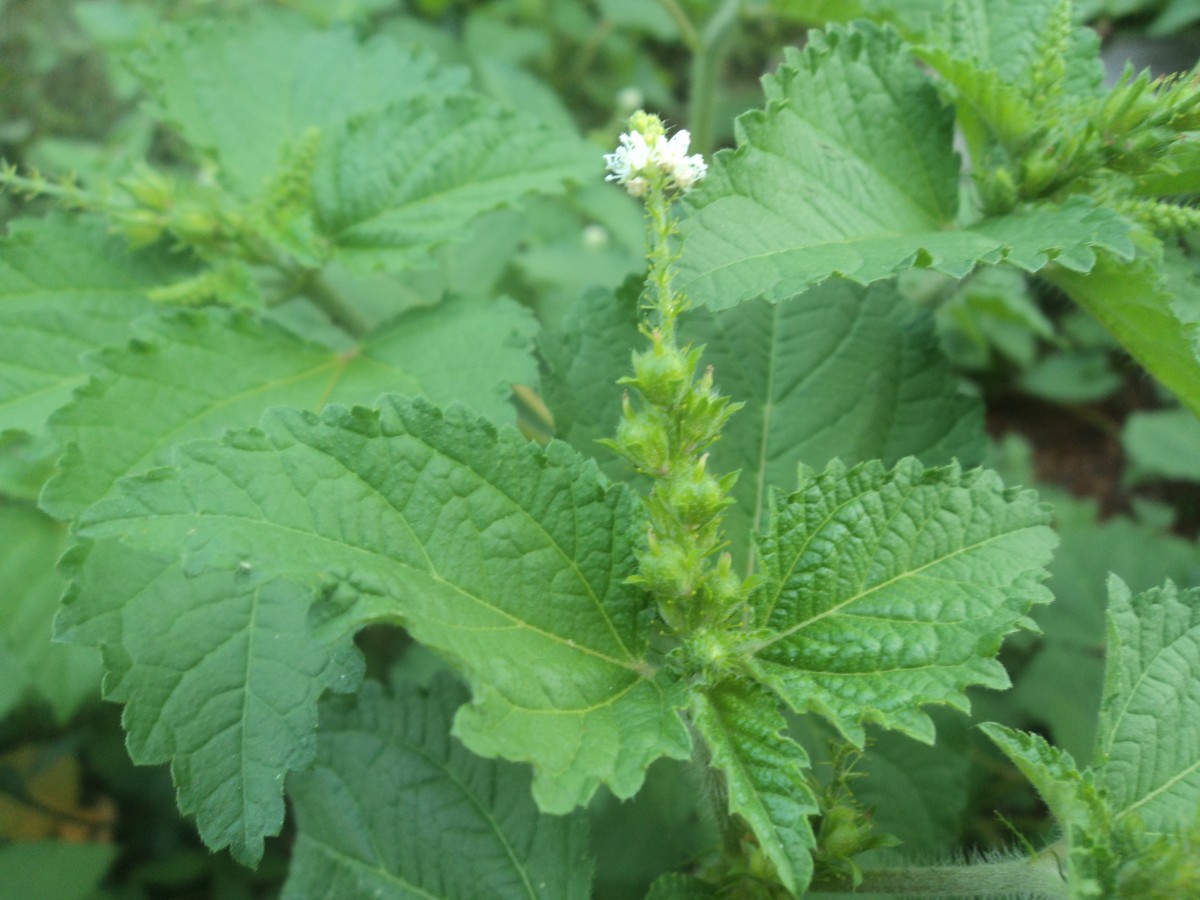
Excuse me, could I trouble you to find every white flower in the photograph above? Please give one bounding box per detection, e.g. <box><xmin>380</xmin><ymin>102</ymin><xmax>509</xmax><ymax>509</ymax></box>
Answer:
<box><xmin>604</xmin><ymin>130</ymin><xmax>652</xmax><ymax>185</ymax></box>
<box><xmin>656</xmin><ymin>129</ymin><xmax>707</xmax><ymax>190</ymax></box>
<box><xmin>604</xmin><ymin>115</ymin><xmax>707</xmax><ymax>196</ymax></box>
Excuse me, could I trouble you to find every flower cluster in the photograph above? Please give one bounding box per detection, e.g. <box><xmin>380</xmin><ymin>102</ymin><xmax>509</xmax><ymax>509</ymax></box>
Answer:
<box><xmin>603</xmin><ymin>111</ymin><xmax>707</xmax><ymax>197</ymax></box>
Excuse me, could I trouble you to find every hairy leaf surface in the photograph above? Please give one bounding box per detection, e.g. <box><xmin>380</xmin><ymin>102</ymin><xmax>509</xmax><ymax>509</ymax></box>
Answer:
<box><xmin>42</xmin><ymin>298</ymin><xmax>535</xmax><ymax>519</ymax></box>
<box><xmin>691</xmin><ymin>280</ymin><xmax>985</xmax><ymax>557</ymax></box>
<box><xmin>692</xmin><ymin>681</ymin><xmax>817</xmax><ymax>893</ymax></box>
<box><xmin>57</xmin><ymin>540</ymin><xmax>361</xmax><ymax>865</ymax></box>
<box><xmin>678</xmin><ymin>24</ymin><xmax>1131</xmax><ymax>310</ymax></box>
<box><xmin>284</xmin><ymin>679</ymin><xmax>591</xmax><ymax>899</ymax></box>
<box><xmin>314</xmin><ymin>96</ymin><xmax>594</xmax><ymax>270</ymax></box>
<box><xmin>748</xmin><ymin>460</ymin><xmax>1055</xmax><ymax>744</ymax></box>
<box><xmin>1098</xmin><ymin>578</ymin><xmax>1200</xmax><ymax>837</ymax></box>
<box><xmin>0</xmin><ymin>217</ymin><xmax>181</xmax><ymax>435</ymax></box>
<box><xmin>144</xmin><ymin>12</ymin><xmax>467</xmax><ymax>198</ymax></box>
<box><xmin>61</xmin><ymin>397</ymin><xmax>690</xmax><ymax>858</ymax></box>
<box><xmin>543</xmin><ymin>280</ymin><xmax>985</xmax><ymax>558</ymax></box>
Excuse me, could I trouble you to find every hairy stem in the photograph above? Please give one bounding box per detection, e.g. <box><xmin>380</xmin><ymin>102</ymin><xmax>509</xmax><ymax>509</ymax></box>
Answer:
<box><xmin>811</xmin><ymin>849</ymin><xmax>1069</xmax><ymax>899</ymax></box>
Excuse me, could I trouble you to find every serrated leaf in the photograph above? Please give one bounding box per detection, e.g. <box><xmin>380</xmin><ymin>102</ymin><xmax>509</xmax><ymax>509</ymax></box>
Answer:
<box><xmin>1098</xmin><ymin>578</ymin><xmax>1200</xmax><ymax>837</ymax></box>
<box><xmin>980</xmin><ymin>722</ymin><xmax>1100</xmax><ymax>888</ymax></box>
<box><xmin>62</xmin><ymin>396</ymin><xmax>691</xmax><ymax>851</ymax></box>
<box><xmin>677</xmin><ymin>24</ymin><xmax>1131</xmax><ymax>310</ymax></box>
<box><xmin>0</xmin><ymin>502</ymin><xmax>99</xmax><ymax>721</ymax></box>
<box><xmin>42</xmin><ymin>297</ymin><xmax>535</xmax><ymax>519</ymax></box>
<box><xmin>1012</xmin><ymin>495</ymin><xmax>1200</xmax><ymax>762</ymax></box>
<box><xmin>1046</xmin><ymin>249</ymin><xmax>1200</xmax><ymax>417</ymax></box>
<box><xmin>283</xmin><ymin>678</ymin><xmax>592</xmax><ymax>900</ymax></box>
<box><xmin>692</xmin><ymin>681</ymin><xmax>818</xmax><ymax>893</ymax></box>
<box><xmin>56</xmin><ymin>540</ymin><xmax>362</xmax><ymax>865</ymax></box>
<box><xmin>0</xmin><ymin>216</ymin><xmax>184</xmax><ymax>435</ymax></box>
<box><xmin>747</xmin><ymin>459</ymin><xmax>1056</xmax><ymax>745</ymax></box>
<box><xmin>924</xmin><ymin>0</ymin><xmax>1103</xmax><ymax>100</ymax></box>
<box><xmin>313</xmin><ymin>95</ymin><xmax>595</xmax><ymax>271</ymax></box>
<box><xmin>144</xmin><ymin>12</ymin><xmax>468</xmax><ymax>198</ymax></box>
<box><xmin>691</xmin><ymin>279</ymin><xmax>985</xmax><ymax>559</ymax></box>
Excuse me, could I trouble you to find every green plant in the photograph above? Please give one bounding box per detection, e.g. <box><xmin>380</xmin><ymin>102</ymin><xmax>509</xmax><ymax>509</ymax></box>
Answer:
<box><xmin>1</xmin><ymin>1</ymin><xmax>1198</xmax><ymax>897</ymax></box>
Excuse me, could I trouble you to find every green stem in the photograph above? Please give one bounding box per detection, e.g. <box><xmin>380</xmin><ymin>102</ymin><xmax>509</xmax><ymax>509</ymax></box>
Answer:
<box><xmin>687</xmin><ymin>0</ymin><xmax>741</xmax><ymax>155</ymax></box>
<box><xmin>298</xmin><ymin>270</ymin><xmax>372</xmax><ymax>339</ymax></box>
<box><xmin>811</xmin><ymin>849</ymin><xmax>1069</xmax><ymax>899</ymax></box>
<box><xmin>660</xmin><ymin>0</ymin><xmax>702</xmax><ymax>51</ymax></box>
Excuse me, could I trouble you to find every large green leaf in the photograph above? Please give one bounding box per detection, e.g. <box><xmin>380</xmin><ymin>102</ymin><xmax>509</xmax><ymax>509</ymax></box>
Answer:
<box><xmin>1098</xmin><ymin>578</ymin><xmax>1200</xmax><ymax>837</ymax></box>
<box><xmin>691</xmin><ymin>280</ymin><xmax>985</xmax><ymax>558</ymax></box>
<box><xmin>60</xmin><ymin>397</ymin><xmax>690</xmax><ymax>859</ymax></box>
<box><xmin>0</xmin><ymin>502</ymin><xmax>99</xmax><ymax>721</ymax></box>
<box><xmin>542</xmin><ymin>279</ymin><xmax>985</xmax><ymax>559</ymax></box>
<box><xmin>58</xmin><ymin>540</ymin><xmax>361</xmax><ymax>865</ymax></box>
<box><xmin>747</xmin><ymin>459</ymin><xmax>1056</xmax><ymax>745</ymax></box>
<box><xmin>313</xmin><ymin>95</ymin><xmax>595</xmax><ymax>271</ymax></box>
<box><xmin>1047</xmin><ymin>249</ymin><xmax>1200</xmax><ymax>417</ymax></box>
<box><xmin>0</xmin><ymin>216</ymin><xmax>183</xmax><ymax>435</ymax></box>
<box><xmin>284</xmin><ymin>678</ymin><xmax>592</xmax><ymax>899</ymax></box>
<box><xmin>691</xmin><ymin>681</ymin><xmax>818</xmax><ymax>893</ymax></box>
<box><xmin>143</xmin><ymin>12</ymin><xmax>468</xmax><ymax>198</ymax></box>
<box><xmin>677</xmin><ymin>24</ymin><xmax>1131</xmax><ymax>310</ymax></box>
<box><xmin>42</xmin><ymin>297</ymin><xmax>535</xmax><ymax>520</ymax></box>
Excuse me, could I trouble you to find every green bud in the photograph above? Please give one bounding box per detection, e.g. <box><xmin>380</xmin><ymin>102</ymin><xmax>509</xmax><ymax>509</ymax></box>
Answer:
<box><xmin>117</xmin><ymin>209</ymin><xmax>166</xmax><ymax>247</ymax></box>
<box><xmin>623</xmin><ymin>331</ymin><xmax>694</xmax><ymax>407</ymax></box>
<box><xmin>120</xmin><ymin>166</ymin><xmax>174</xmax><ymax>211</ymax></box>
<box><xmin>638</xmin><ymin>531</ymin><xmax>700</xmax><ymax>599</ymax></box>
<box><xmin>629</xmin><ymin>109</ymin><xmax>666</xmax><ymax>142</ymax></box>
<box><xmin>820</xmin><ymin>805</ymin><xmax>875</xmax><ymax>861</ymax></box>
<box><xmin>662</xmin><ymin>455</ymin><xmax>730</xmax><ymax>528</ymax></box>
<box><xmin>613</xmin><ymin>396</ymin><xmax>671</xmax><ymax>473</ymax></box>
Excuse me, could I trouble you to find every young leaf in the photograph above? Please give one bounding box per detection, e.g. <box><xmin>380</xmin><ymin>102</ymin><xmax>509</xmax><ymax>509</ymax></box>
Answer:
<box><xmin>42</xmin><ymin>297</ymin><xmax>535</xmax><ymax>519</ymax></box>
<box><xmin>0</xmin><ymin>502</ymin><xmax>99</xmax><ymax>721</ymax></box>
<box><xmin>61</xmin><ymin>396</ymin><xmax>691</xmax><ymax>851</ymax></box>
<box><xmin>143</xmin><ymin>12</ymin><xmax>468</xmax><ymax>198</ymax></box>
<box><xmin>677</xmin><ymin>24</ymin><xmax>1132</xmax><ymax>310</ymax></box>
<box><xmin>979</xmin><ymin>723</ymin><xmax>1100</xmax><ymax>891</ymax></box>
<box><xmin>313</xmin><ymin>95</ymin><xmax>595</xmax><ymax>271</ymax></box>
<box><xmin>0</xmin><ymin>216</ymin><xmax>184</xmax><ymax>435</ymax></box>
<box><xmin>1098</xmin><ymin>578</ymin><xmax>1200</xmax><ymax>837</ymax></box>
<box><xmin>691</xmin><ymin>680</ymin><xmax>819</xmax><ymax>893</ymax></box>
<box><xmin>283</xmin><ymin>679</ymin><xmax>592</xmax><ymax>900</ymax></box>
<box><xmin>747</xmin><ymin>459</ymin><xmax>1056</xmax><ymax>745</ymax></box>
<box><xmin>690</xmin><ymin>279</ymin><xmax>985</xmax><ymax>557</ymax></box>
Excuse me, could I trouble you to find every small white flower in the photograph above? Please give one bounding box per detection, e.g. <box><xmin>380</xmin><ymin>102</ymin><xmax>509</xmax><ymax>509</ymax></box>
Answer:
<box><xmin>604</xmin><ymin>112</ymin><xmax>707</xmax><ymax>196</ymax></box>
<box><xmin>604</xmin><ymin>130</ymin><xmax>652</xmax><ymax>185</ymax></box>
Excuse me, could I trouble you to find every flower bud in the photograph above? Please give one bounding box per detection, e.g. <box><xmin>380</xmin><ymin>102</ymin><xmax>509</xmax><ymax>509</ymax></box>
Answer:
<box><xmin>662</xmin><ymin>456</ymin><xmax>729</xmax><ymax>528</ymax></box>
<box><xmin>613</xmin><ymin>397</ymin><xmax>671</xmax><ymax>473</ymax></box>
<box><xmin>625</xmin><ymin>333</ymin><xmax>693</xmax><ymax>407</ymax></box>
